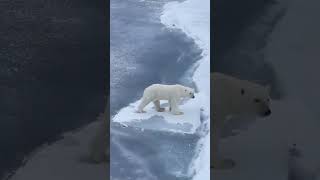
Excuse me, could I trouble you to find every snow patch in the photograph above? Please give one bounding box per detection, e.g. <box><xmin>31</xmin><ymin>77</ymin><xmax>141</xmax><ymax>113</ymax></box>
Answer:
<box><xmin>161</xmin><ymin>0</ymin><xmax>210</xmax><ymax>179</ymax></box>
<box><xmin>6</xmin><ymin>121</ymin><xmax>108</xmax><ymax>180</ymax></box>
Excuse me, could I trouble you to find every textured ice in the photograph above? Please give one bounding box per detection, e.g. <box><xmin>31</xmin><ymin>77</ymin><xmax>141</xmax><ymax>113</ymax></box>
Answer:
<box><xmin>161</xmin><ymin>0</ymin><xmax>210</xmax><ymax>179</ymax></box>
<box><xmin>112</xmin><ymin>98</ymin><xmax>201</xmax><ymax>134</ymax></box>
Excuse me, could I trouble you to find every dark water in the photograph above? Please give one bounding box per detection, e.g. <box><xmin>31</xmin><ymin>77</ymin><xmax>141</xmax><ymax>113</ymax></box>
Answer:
<box><xmin>0</xmin><ymin>1</ymin><xmax>107</xmax><ymax>178</ymax></box>
<box><xmin>213</xmin><ymin>0</ymin><xmax>278</xmax><ymax>61</ymax></box>
<box><xmin>213</xmin><ymin>0</ymin><xmax>286</xmax><ymax>99</ymax></box>
<box><xmin>110</xmin><ymin>0</ymin><xmax>202</xmax><ymax>179</ymax></box>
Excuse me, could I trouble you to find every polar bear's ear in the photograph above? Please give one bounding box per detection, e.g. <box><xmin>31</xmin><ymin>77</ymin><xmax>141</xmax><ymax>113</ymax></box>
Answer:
<box><xmin>241</xmin><ymin>88</ymin><xmax>245</xmax><ymax>95</ymax></box>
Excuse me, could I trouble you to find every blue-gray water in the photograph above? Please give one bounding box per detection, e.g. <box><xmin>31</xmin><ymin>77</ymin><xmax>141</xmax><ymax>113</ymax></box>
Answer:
<box><xmin>110</xmin><ymin>0</ymin><xmax>202</xmax><ymax>179</ymax></box>
<box><xmin>0</xmin><ymin>1</ymin><xmax>106</xmax><ymax>178</ymax></box>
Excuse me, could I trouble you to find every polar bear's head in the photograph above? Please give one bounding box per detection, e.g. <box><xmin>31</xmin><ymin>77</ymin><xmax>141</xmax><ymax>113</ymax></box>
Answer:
<box><xmin>237</xmin><ymin>82</ymin><xmax>271</xmax><ymax>118</ymax></box>
<box><xmin>180</xmin><ymin>86</ymin><xmax>195</xmax><ymax>99</ymax></box>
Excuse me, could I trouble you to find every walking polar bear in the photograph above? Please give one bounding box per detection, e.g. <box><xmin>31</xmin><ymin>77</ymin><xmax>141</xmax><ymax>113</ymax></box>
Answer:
<box><xmin>137</xmin><ymin>84</ymin><xmax>195</xmax><ymax>115</ymax></box>
<box><xmin>212</xmin><ymin>72</ymin><xmax>272</xmax><ymax>169</ymax></box>
<box><xmin>87</xmin><ymin>84</ymin><xmax>195</xmax><ymax>163</ymax></box>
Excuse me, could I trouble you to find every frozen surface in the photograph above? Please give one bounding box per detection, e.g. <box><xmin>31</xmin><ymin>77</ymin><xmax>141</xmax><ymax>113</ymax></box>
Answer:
<box><xmin>110</xmin><ymin>0</ymin><xmax>207</xmax><ymax>179</ymax></box>
<box><xmin>211</xmin><ymin>0</ymin><xmax>320</xmax><ymax>179</ymax></box>
<box><xmin>6</xmin><ymin>121</ymin><xmax>108</xmax><ymax>180</ymax></box>
<box><xmin>265</xmin><ymin>0</ymin><xmax>320</xmax><ymax>178</ymax></box>
<box><xmin>113</xmin><ymin>98</ymin><xmax>201</xmax><ymax>134</ymax></box>
<box><xmin>110</xmin><ymin>123</ymin><xmax>199</xmax><ymax>180</ymax></box>
<box><xmin>161</xmin><ymin>0</ymin><xmax>210</xmax><ymax>179</ymax></box>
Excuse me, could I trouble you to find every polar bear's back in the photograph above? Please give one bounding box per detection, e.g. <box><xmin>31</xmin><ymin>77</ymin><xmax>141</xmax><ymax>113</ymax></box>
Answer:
<box><xmin>145</xmin><ymin>84</ymin><xmax>179</xmax><ymax>92</ymax></box>
<box><xmin>212</xmin><ymin>72</ymin><xmax>242</xmax><ymax>86</ymax></box>
<box><xmin>143</xmin><ymin>84</ymin><xmax>181</xmax><ymax>100</ymax></box>
<box><xmin>211</xmin><ymin>72</ymin><xmax>241</xmax><ymax>98</ymax></box>
<box><xmin>211</xmin><ymin>73</ymin><xmax>237</xmax><ymax>114</ymax></box>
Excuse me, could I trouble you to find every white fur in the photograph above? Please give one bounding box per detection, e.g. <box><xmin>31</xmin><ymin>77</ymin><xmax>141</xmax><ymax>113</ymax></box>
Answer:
<box><xmin>211</xmin><ymin>73</ymin><xmax>271</xmax><ymax>169</ymax></box>
<box><xmin>137</xmin><ymin>84</ymin><xmax>195</xmax><ymax>115</ymax></box>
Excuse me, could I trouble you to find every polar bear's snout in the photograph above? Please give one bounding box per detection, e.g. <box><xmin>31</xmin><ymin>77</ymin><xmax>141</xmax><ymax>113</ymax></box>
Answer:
<box><xmin>263</xmin><ymin>108</ymin><xmax>271</xmax><ymax>116</ymax></box>
<box><xmin>188</xmin><ymin>91</ymin><xmax>195</xmax><ymax>98</ymax></box>
<box><xmin>260</xmin><ymin>104</ymin><xmax>271</xmax><ymax>117</ymax></box>
<box><xmin>256</xmin><ymin>97</ymin><xmax>271</xmax><ymax>117</ymax></box>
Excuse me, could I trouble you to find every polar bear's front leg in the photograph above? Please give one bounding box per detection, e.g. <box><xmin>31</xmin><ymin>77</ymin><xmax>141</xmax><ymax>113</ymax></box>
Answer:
<box><xmin>212</xmin><ymin>116</ymin><xmax>236</xmax><ymax>169</ymax></box>
<box><xmin>170</xmin><ymin>98</ymin><xmax>183</xmax><ymax>115</ymax></box>
<box><xmin>153</xmin><ymin>100</ymin><xmax>165</xmax><ymax>112</ymax></box>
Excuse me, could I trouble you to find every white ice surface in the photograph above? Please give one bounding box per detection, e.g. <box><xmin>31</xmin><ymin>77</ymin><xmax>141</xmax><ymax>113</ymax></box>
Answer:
<box><xmin>161</xmin><ymin>0</ymin><xmax>210</xmax><ymax>179</ymax></box>
<box><xmin>6</xmin><ymin>121</ymin><xmax>108</xmax><ymax>180</ymax></box>
<box><xmin>112</xmin><ymin>98</ymin><xmax>201</xmax><ymax>134</ymax></box>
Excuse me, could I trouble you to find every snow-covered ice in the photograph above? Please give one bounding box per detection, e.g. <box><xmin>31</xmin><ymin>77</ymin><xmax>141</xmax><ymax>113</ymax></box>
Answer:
<box><xmin>112</xmin><ymin>0</ymin><xmax>210</xmax><ymax>178</ymax></box>
<box><xmin>112</xmin><ymin>98</ymin><xmax>201</xmax><ymax>134</ymax></box>
<box><xmin>211</xmin><ymin>0</ymin><xmax>320</xmax><ymax>179</ymax></box>
<box><xmin>5</xmin><ymin>120</ymin><xmax>108</xmax><ymax>180</ymax></box>
<box><xmin>161</xmin><ymin>0</ymin><xmax>210</xmax><ymax>179</ymax></box>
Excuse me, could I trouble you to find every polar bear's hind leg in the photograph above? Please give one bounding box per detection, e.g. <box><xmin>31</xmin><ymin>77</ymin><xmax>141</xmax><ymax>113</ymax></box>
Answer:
<box><xmin>170</xmin><ymin>98</ymin><xmax>183</xmax><ymax>115</ymax></box>
<box><xmin>153</xmin><ymin>100</ymin><xmax>165</xmax><ymax>112</ymax></box>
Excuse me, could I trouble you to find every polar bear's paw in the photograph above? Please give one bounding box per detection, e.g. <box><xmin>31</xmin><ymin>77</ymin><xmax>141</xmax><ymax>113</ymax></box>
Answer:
<box><xmin>212</xmin><ymin>158</ymin><xmax>236</xmax><ymax>169</ymax></box>
<box><xmin>156</xmin><ymin>107</ymin><xmax>165</xmax><ymax>112</ymax></box>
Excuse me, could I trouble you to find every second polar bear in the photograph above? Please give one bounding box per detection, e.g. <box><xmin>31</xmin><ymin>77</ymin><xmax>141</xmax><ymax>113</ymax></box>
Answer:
<box><xmin>212</xmin><ymin>72</ymin><xmax>272</xmax><ymax>169</ymax></box>
<box><xmin>137</xmin><ymin>84</ymin><xmax>195</xmax><ymax>115</ymax></box>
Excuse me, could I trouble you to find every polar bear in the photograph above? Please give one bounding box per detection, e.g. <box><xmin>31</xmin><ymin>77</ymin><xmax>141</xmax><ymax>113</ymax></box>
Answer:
<box><xmin>137</xmin><ymin>84</ymin><xmax>195</xmax><ymax>115</ymax></box>
<box><xmin>211</xmin><ymin>72</ymin><xmax>272</xmax><ymax>169</ymax></box>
